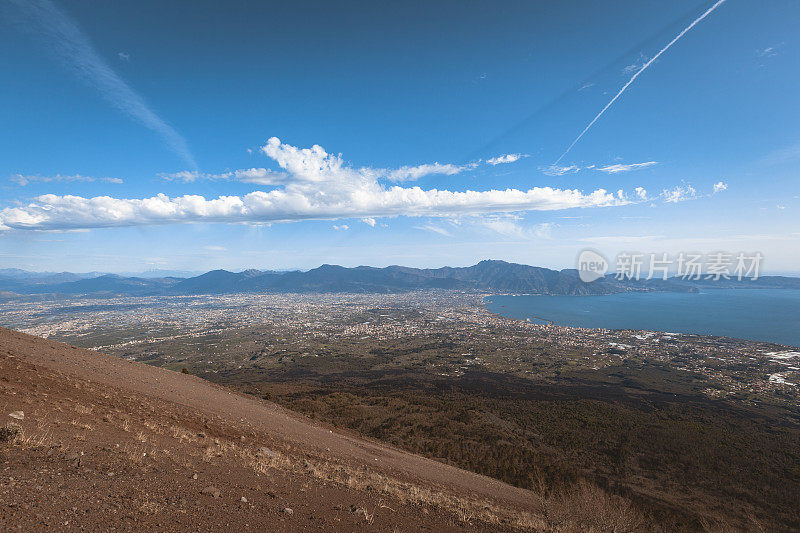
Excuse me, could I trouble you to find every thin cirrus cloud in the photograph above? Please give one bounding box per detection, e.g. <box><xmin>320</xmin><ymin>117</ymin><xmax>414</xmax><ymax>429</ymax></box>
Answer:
<box><xmin>597</xmin><ymin>161</ymin><xmax>658</xmax><ymax>173</ymax></box>
<box><xmin>541</xmin><ymin>161</ymin><xmax>657</xmax><ymax>176</ymax></box>
<box><xmin>0</xmin><ymin>138</ymin><xmax>636</xmax><ymax>232</ymax></box>
<box><xmin>414</xmin><ymin>215</ymin><xmax>555</xmax><ymax>240</ymax></box>
<box><xmin>10</xmin><ymin>174</ymin><xmax>124</xmax><ymax>186</ymax></box>
<box><xmin>473</xmin><ymin>216</ymin><xmax>554</xmax><ymax>239</ymax></box>
<box><xmin>5</xmin><ymin>0</ymin><xmax>196</xmax><ymax>168</ymax></box>
<box><xmin>161</xmin><ymin>168</ymin><xmax>288</xmax><ymax>185</ymax></box>
<box><xmin>486</xmin><ymin>153</ymin><xmax>528</xmax><ymax>166</ymax></box>
<box><xmin>383</xmin><ymin>163</ymin><xmax>474</xmax><ymax>182</ymax></box>
<box><xmin>540</xmin><ymin>164</ymin><xmax>581</xmax><ymax>176</ymax></box>
<box><xmin>163</xmin><ymin>162</ymin><xmax>470</xmax><ymax>185</ymax></box>
<box><xmin>162</xmin><ymin>151</ymin><xmax>527</xmax><ymax>186</ymax></box>
<box><xmin>414</xmin><ymin>224</ymin><xmax>452</xmax><ymax>237</ymax></box>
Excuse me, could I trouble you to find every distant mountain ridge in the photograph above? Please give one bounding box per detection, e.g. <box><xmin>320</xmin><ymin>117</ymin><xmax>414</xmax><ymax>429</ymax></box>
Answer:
<box><xmin>2</xmin><ymin>260</ymin><xmax>800</xmax><ymax>297</ymax></box>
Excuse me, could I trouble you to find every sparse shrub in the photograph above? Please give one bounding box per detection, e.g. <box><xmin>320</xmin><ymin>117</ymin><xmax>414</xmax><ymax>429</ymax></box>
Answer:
<box><xmin>181</xmin><ymin>367</ymin><xmax>190</xmax><ymax>374</ymax></box>
<box><xmin>0</xmin><ymin>423</ymin><xmax>22</xmax><ymax>444</ymax></box>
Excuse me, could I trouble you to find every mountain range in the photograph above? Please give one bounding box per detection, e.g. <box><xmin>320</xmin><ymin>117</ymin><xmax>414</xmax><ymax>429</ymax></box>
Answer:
<box><xmin>2</xmin><ymin>260</ymin><xmax>799</xmax><ymax>297</ymax></box>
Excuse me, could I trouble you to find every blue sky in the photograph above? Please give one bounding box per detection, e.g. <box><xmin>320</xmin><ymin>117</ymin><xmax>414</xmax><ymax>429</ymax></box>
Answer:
<box><xmin>1</xmin><ymin>0</ymin><xmax>798</xmax><ymax>273</ymax></box>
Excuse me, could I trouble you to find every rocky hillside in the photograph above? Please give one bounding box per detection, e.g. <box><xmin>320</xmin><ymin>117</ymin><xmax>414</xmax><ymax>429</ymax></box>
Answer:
<box><xmin>0</xmin><ymin>328</ymin><xmax>647</xmax><ymax>531</ymax></box>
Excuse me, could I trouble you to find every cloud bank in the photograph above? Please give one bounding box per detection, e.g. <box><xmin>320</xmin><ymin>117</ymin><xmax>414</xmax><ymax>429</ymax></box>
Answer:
<box><xmin>0</xmin><ymin>138</ymin><xmax>633</xmax><ymax>231</ymax></box>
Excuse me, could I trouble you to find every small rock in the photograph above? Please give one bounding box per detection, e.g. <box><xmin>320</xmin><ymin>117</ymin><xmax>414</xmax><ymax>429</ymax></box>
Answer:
<box><xmin>8</xmin><ymin>411</ymin><xmax>24</xmax><ymax>421</ymax></box>
<box><xmin>197</xmin><ymin>432</ymin><xmax>206</xmax><ymax>439</ymax></box>
<box><xmin>282</xmin><ymin>507</ymin><xmax>293</xmax><ymax>515</ymax></box>
<box><xmin>201</xmin><ymin>486</ymin><xmax>221</xmax><ymax>498</ymax></box>
<box><xmin>191</xmin><ymin>473</ymin><xmax>198</xmax><ymax>480</ymax></box>
<box><xmin>257</xmin><ymin>447</ymin><xmax>276</xmax><ymax>458</ymax></box>
<box><xmin>240</xmin><ymin>496</ymin><xmax>248</xmax><ymax>503</ymax></box>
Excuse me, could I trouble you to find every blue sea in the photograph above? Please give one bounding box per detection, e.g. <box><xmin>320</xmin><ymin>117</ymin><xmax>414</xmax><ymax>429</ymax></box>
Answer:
<box><xmin>484</xmin><ymin>289</ymin><xmax>800</xmax><ymax>347</ymax></box>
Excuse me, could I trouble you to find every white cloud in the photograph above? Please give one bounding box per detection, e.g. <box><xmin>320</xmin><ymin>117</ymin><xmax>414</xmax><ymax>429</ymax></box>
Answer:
<box><xmin>539</xmin><ymin>164</ymin><xmax>581</xmax><ymax>176</ymax></box>
<box><xmin>161</xmin><ymin>168</ymin><xmax>287</xmax><ymax>185</ymax></box>
<box><xmin>539</xmin><ymin>161</ymin><xmax>658</xmax><ymax>176</ymax></box>
<box><xmin>661</xmin><ymin>185</ymin><xmax>697</xmax><ymax>203</ymax></box>
<box><xmin>758</xmin><ymin>46</ymin><xmax>778</xmax><ymax>58</ymax></box>
<box><xmin>332</xmin><ymin>224</ymin><xmax>349</xmax><ymax>231</ymax></box>
<box><xmin>383</xmin><ymin>162</ymin><xmax>472</xmax><ymax>182</ymax></box>
<box><xmin>532</xmin><ymin>222</ymin><xmax>555</xmax><ymax>239</ymax></box>
<box><xmin>0</xmin><ymin>138</ymin><xmax>635</xmax><ymax>231</ymax></box>
<box><xmin>634</xmin><ymin>187</ymin><xmax>648</xmax><ymax>200</ymax></box>
<box><xmin>203</xmin><ymin>245</ymin><xmax>226</xmax><ymax>251</ymax></box>
<box><xmin>472</xmin><ymin>215</ymin><xmax>526</xmax><ymax>238</ymax></box>
<box><xmin>445</xmin><ymin>214</ymin><xmax>556</xmax><ymax>240</ymax></box>
<box><xmin>481</xmin><ymin>218</ymin><xmax>554</xmax><ymax>239</ymax></box>
<box><xmin>117</xmin><ymin>52</ymin><xmax>130</xmax><ymax>62</ymax></box>
<box><xmin>7</xmin><ymin>0</ymin><xmax>195</xmax><ymax>167</ymax></box>
<box><xmin>361</xmin><ymin>218</ymin><xmax>376</xmax><ymax>227</ymax></box>
<box><xmin>414</xmin><ymin>224</ymin><xmax>452</xmax><ymax>237</ymax></box>
<box><xmin>597</xmin><ymin>161</ymin><xmax>658</xmax><ymax>173</ymax></box>
<box><xmin>712</xmin><ymin>181</ymin><xmax>728</xmax><ymax>193</ymax></box>
<box><xmin>486</xmin><ymin>153</ymin><xmax>527</xmax><ymax>166</ymax></box>
<box><xmin>161</xmin><ymin>170</ymin><xmax>202</xmax><ymax>183</ymax></box>
<box><xmin>10</xmin><ymin>174</ymin><xmax>123</xmax><ymax>186</ymax></box>
<box><xmin>165</xmin><ymin>146</ymin><xmax>473</xmax><ymax>185</ymax></box>
<box><xmin>622</xmin><ymin>53</ymin><xmax>649</xmax><ymax>75</ymax></box>
<box><xmin>234</xmin><ymin>168</ymin><xmax>288</xmax><ymax>185</ymax></box>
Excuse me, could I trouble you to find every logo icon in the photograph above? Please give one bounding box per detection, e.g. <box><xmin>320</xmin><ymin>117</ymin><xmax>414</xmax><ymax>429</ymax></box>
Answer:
<box><xmin>577</xmin><ymin>249</ymin><xmax>608</xmax><ymax>282</ymax></box>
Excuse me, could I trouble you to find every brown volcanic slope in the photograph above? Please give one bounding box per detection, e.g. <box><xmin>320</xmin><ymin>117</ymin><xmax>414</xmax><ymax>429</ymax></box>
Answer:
<box><xmin>0</xmin><ymin>327</ymin><xmax>644</xmax><ymax>532</ymax></box>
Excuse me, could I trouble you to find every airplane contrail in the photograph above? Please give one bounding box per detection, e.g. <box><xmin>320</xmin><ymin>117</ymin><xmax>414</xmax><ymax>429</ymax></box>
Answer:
<box><xmin>555</xmin><ymin>0</ymin><xmax>728</xmax><ymax>165</ymax></box>
<box><xmin>6</xmin><ymin>0</ymin><xmax>197</xmax><ymax>169</ymax></box>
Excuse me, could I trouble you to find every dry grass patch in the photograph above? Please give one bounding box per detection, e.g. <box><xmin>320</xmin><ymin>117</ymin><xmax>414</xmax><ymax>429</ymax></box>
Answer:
<box><xmin>73</xmin><ymin>404</ymin><xmax>93</xmax><ymax>415</ymax></box>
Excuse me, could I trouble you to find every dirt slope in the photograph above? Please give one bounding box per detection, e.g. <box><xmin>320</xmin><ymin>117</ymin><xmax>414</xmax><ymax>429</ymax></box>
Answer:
<box><xmin>0</xmin><ymin>327</ymin><xmax>557</xmax><ymax>531</ymax></box>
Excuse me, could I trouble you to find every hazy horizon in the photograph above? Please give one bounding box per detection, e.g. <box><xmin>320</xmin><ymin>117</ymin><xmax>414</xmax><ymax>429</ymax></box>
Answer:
<box><xmin>5</xmin><ymin>260</ymin><xmax>800</xmax><ymax>279</ymax></box>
